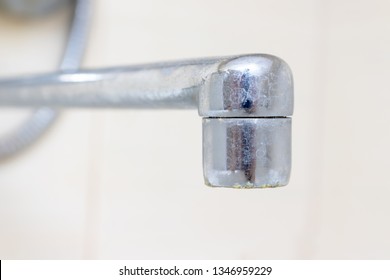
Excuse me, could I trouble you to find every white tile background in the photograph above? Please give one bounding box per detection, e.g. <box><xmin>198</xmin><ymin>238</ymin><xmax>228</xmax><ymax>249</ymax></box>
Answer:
<box><xmin>0</xmin><ymin>0</ymin><xmax>389</xmax><ymax>259</ymax></box>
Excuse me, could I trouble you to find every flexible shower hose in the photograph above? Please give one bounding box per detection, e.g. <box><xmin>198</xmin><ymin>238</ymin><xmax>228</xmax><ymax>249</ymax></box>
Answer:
<box><xmin>0</xmin><ymin>0</ymin><xmax>90</xmax><ymax>158</ymax></box>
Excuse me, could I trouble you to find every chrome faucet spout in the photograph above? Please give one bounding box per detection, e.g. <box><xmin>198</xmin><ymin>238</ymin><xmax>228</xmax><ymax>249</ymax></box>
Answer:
<box><xmin>0</xmin><ymin>54</ymin><xmax>293</xmax><ymax>188</ymax></box>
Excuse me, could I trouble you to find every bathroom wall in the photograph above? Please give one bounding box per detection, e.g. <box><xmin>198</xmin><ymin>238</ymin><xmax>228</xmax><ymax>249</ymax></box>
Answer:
<box><xmin>0</xmin><ymin>0</ymin><xmax>389</xmax><ymax>259</ymax></box>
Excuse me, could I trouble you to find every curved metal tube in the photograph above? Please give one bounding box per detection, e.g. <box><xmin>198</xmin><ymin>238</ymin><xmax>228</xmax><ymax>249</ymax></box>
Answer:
<box><xmin>0</xmin><ymin>0</ymin><xmax>90</xmax><ymax>159</ymax></box>
<box><xmin>0</xmin><ymin>55</ymin><xmax>293</xmax><ymax>113</ymax></box>
<box><xmin>0</xmin><ymin>54</ymin><xmax>294</xmax><ymax>188</ymax></box>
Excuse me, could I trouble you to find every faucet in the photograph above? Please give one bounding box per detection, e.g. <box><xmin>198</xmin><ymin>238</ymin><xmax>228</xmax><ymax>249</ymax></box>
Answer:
<box><xmin>0</xmin><ymin>54</ymin><xmax>293</xmax><ymax>188</ymax></box>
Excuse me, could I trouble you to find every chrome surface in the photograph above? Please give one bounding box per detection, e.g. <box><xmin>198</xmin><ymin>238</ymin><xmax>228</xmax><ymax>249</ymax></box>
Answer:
<box><xmin>0</xmin><ymin>54</ymin><xmax>293</xmax><ymax>188</ymax></box>
<box><xmin>199</xmin><ymin>54</ymin><xmax>293</xmax><ymax>117</ymax></box>
<box><xmin>0</xmin><ymin>55</ymin><xmax>292</xmax><ymax>113</ymax></box>
<box><xmin>203</xmin><ymin>118</ymin><xmax>291</xmax><ymax>188</ymax></box>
